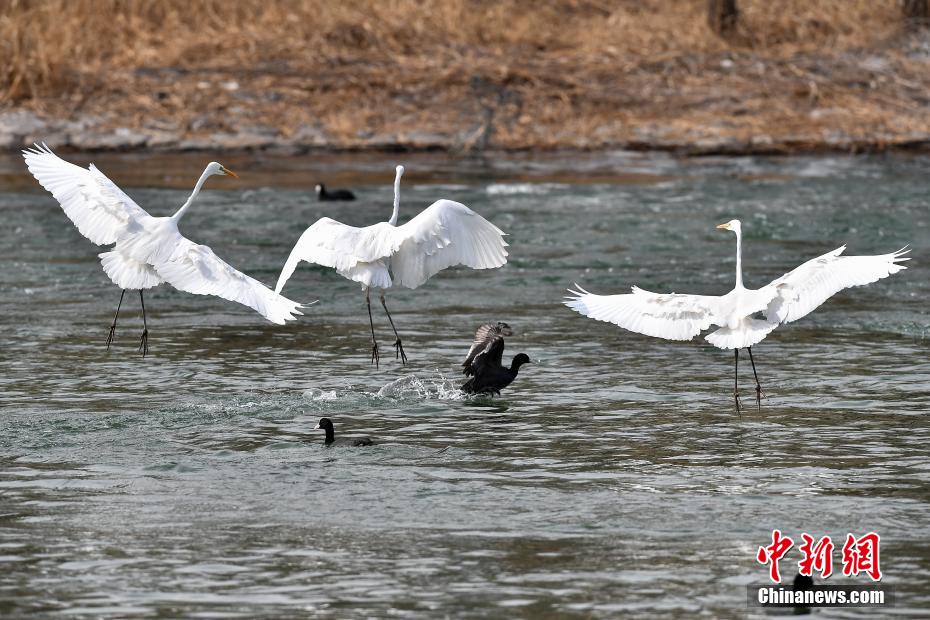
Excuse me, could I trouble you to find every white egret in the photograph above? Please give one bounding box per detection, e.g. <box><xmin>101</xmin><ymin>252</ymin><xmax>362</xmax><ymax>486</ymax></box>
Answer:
<box><xmin>276</xmin><ymin>165</ymin><xmax>508</xmax><ymax>367</ymax></box>
<box><xmin>564</xmin><ymin>219</ymin><xmax>909</xmax><ymax>411</ymax></box>
<box><xmin>23</xmin><ymin>144</ymin><xmax>302</xmax><ymax>356</ymax></box>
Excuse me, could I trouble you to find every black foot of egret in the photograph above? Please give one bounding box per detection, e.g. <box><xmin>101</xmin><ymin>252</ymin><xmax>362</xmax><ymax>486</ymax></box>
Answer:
<box><xmin>748</xmin><ymin>346</ymin><xmax>764</xmax><ymax>412</ymax></box>
<box><xmin>138</xmin><ymin>291</ymin><xmax>149</xmax><ymax>357</ymax></box>
<box><xmin>106</xmin><ymin>289</ymin><xmax>126</xmax><ymax>350</ymax></box>
<box><xmin>393</xmin><ymin>339</ymin><xmax>407</xmax><ymax>364</ymax></box>
<box><xmin>366</xmin><ymin>289</ymin><xmax>379</xmax><ymax>369</ymax></box>
<box><xmin>380</xmin><ymin>292</ymin><xmax>407</xmax><ymax>365</ymax></box>
<box><xmin>733</xmin><ymin>349</ymin><xmax>742</xmax><ymax>415</ymax></box>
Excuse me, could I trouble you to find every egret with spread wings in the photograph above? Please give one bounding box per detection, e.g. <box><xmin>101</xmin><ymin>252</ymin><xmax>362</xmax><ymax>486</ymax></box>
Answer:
<box><xmin>23</xmin><ymin>144</ymin><xmax>302</xmax><ymax>356</ymax></box>
<box><xmin>276</xmin><ymin>165</ymin><xmax>508</xmax><ymax>367</ymax></box>
<box><xmin>461</xmin><ymin>322</ymin><xmax>530</xmax><ymax>396</ymax></box>
<box><xmin>565</xmin><ymin>219</ymin><xmax>909</xmax><ymax>412</ymax></box>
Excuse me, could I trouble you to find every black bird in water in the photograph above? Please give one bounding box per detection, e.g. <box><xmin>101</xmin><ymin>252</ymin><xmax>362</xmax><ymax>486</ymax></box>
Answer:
<box><xmin>461</xmin><ymin>322</ymin><xmax>531</xmax><ymax>395</ymax></box>
<box><xmin>792</xmin><ymin>573</ymin><xmax>814</xmax><ymax>615</ymax></box>
<box><xmin>314</xmin><ymin>417</ymin><xmax>374</xmax><ymax>447</ymax></box>
<box><xmin>315</xmin><ymin>183</ymin><xmax>356</xmax><ymax>201</ymax></box>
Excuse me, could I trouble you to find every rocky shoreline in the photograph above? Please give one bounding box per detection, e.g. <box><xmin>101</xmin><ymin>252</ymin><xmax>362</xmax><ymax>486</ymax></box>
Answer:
<box><xmin>6</xmin><ymin>109</ymin><xmax>930</xmax><ymax>158</ymax></box>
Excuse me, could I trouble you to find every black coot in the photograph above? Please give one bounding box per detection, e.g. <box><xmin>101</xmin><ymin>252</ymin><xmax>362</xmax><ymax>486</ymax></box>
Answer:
<box><xmin>315</xmin><ymin>184</ymin><xmax>356</xmax><ymax>201</ymax></box>
<box><xmin>792</xmin><ymin>573</ymin><xmax>814</xmax><ymax>614</ymax></box>
<box><xmin>315</xmin><ymin>417</ymin><xmax>374</xmax><ymax>446</ymax></box>
<box><xmin>461</xmin><ymin>322</ymin><xmax>530</xmax><ymax>395</ymax></box>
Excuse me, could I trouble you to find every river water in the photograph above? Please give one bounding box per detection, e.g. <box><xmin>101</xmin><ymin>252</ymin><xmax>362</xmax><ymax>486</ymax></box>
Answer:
<box><xmin>0</xmin><ymin>150</ymin><xmax>927</xmax><ymax>618</ymax></box>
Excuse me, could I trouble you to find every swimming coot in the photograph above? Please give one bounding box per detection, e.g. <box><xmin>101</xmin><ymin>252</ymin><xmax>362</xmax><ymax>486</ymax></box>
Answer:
<box><xmin>792</xmin><ymin>573</ymin><xmax>814</xmax><ymax>614</ymax></box>
<box><xmin>461</xmin><ymin>322</ymin><xmax>530</xmax><ymax>395</ymax></box>
<box><xmin>315</xmin><ymin>417</ymin><xmax>374</xmax><ymax>446</ymax></box>
<box><xmin>315</xmin><ymin>184</ymin><xmax>356</xmax><ymax>201</ymax></box>
<box><xmin>793</xmin><ymin>573</ymin><xmax>814</xmax><ymax>592</ymax></box>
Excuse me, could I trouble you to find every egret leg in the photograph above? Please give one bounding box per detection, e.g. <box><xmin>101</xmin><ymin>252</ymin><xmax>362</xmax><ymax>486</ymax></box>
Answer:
<box><xmin>366</xmin><ymin>289</ymin><xmax>379</xmax><ymax>368</ymax></box>
<box><xmin>380</xmin><ymin>292</ymin><xmax>407</xmax><ymax>365</ymax></box>
<box><xmin>105</xmin><ymin>290</ymin><xmax>126</xmax><ymax>351</ymax></box>
<box><xmin>747</xmin><ymin>346</ymin><xmax>764</xmax><ymax>412</ymax></box>
<box><xmin>138</xmin><ymin>290</ymin><xmax>149</xmax><ymax>358</ymax></box>
<box><xmin>733</xmin><ymin>349</ymin><xmax>742</xmax><ymax>415</ymax></box>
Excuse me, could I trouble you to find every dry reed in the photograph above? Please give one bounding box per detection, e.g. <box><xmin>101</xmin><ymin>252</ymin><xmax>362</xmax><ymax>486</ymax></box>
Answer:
<box><xmin>1</xmin><ymin>1</ymin><xmax>924</xmax><ymax>151</ymax></box>
<box><xmin>0</xmin><ymin>0</ymin><xmax>904</xmax><ymax>103</ymax></box>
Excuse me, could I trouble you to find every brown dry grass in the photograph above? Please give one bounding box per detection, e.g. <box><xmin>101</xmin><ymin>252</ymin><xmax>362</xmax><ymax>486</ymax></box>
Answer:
<box><xmin>1</xmin><ymin>0</ymin><xmax>927</xmax><ymax>151</ymax></box>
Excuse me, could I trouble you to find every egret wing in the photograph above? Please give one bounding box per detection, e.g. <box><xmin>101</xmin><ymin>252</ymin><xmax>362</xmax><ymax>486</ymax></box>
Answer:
<box><xmin>275</xmin><ymin>218</ymin><xmax>397</xmax><ymax>293</ymax></box>
<box><xmin>22</xmin><ymin>144</ymin><xmax>153</xmax><ymax>245</ymax></box>
<box><xmin>463</xmin><ymin>323</ymin><xmax>510</xmax><ymax>376</ymax></box>
<box><xmin>762</xmin><ymin>246</ymin><xmax>910</xmax><ymax>324</ymax></box>
<box><xmin>154</xmin><ymin>234</ymin><xmax>303</xmax><ymax>325</ymax></box>
<box><xmin>564</xmin><ymin>284</ymin><xmax>725</xmax><ymax>341</ymax></box>
<box><xmin>390</xmin><ymin>200</ymin><xmax>508</xmax><ymax>289</ymax></box>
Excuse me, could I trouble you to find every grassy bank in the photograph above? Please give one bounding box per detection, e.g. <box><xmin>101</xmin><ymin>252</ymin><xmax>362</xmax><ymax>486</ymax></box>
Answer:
<box><xmin>2</xmin><ymin>0</ymin><xmax>929</xmax><ymax>153</ymax></box>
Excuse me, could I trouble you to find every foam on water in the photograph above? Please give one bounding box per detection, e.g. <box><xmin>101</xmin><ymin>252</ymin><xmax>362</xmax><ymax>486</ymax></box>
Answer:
<box><xmin>300</xmin><ymin>387</ymin><xmax>339</xmax><ymax>401</ymax></box>
<box><xmin>375</xmin><ymin>373</ymin><xmax>465</xmax><ymax>400</ymax></box>
<box><xmin>485</xmin><ymin>182</ymin><xmax>565</xmax><ymax>195</ymax></box>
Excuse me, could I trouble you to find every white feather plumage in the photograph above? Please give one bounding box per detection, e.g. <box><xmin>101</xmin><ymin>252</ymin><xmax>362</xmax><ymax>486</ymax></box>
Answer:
<box><xmin>565</xmin><ymin>220</ymin><xmax>909</xmax><ymax>350</ymax></box>
<box><xmin>23</xmin><ymin>144</ymin><xmax>302</xmax><ymax>325</ymax></box>
<box><xmin>276</xmin><ymin>166</ymin><xmax>508</xmax><ymax>294</ymax></box>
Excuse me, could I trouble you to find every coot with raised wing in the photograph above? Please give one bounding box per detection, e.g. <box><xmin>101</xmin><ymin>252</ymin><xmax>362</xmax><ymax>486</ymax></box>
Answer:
<box><xmin>461</xmin><ymin>322</ymin><xmax>530</xmax><ymax>395</ymax></box>
<box><xmin>462</xmin><ymin>322</ymin><xmax>513</xmax><ymax>375</ymax></box>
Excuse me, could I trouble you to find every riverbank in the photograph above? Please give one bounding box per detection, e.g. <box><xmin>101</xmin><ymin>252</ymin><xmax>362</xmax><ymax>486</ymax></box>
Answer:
<box><xmin>4</xmin><ymin>1</ymin><xmax>930</xmax><ymax>156</ymax></box>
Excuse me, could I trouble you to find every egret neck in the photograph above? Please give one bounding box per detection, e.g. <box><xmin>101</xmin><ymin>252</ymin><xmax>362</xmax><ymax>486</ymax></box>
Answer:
<box><xmin>171</xmin><ymin>165</ymin><xmax>214</xmax><ymax>222</ymax></box>
<box><xmin>388</xmin><ymin>165</ymin><xmax>405</xmax><ymax>226</ymax></box>
<box><xmin>734</xmin><ymin>225</ymin><xmax>744</xmax><ymax>289</ymax></box>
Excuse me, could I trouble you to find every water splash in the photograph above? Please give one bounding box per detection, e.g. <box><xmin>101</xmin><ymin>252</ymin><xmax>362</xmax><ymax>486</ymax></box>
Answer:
<box><xmin>376</xmin><ymin>372</ymin><xmax>465</xmax><ymax>401</ymax></box>
<box><xmin>301</xmin><ymin>387</ymin><xmax>339</xmax><ymax>402</ymax></box>
<box><xmin>485</xmin><ymin>182</ymin><xmax>563</xmax><ymax>195</ymax></box>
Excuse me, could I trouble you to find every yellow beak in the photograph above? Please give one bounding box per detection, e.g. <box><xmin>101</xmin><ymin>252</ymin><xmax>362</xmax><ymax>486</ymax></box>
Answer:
<box><xmin>716</xmin><ymin>222</ymin><xmax>730</xmax><ymax>230</ymax></box>
<box><xmin>221</xmin><ymin>166</ymin><xmax>238</xmax><ymax>178</ymax></box>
